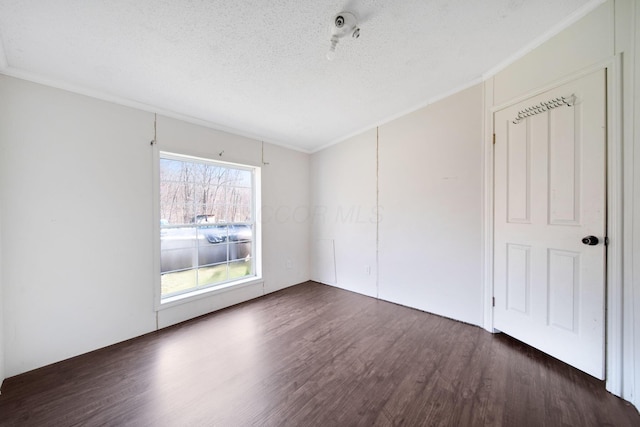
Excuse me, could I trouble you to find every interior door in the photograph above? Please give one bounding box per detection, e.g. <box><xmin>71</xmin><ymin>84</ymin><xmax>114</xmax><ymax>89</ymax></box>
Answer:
<box><xmin>493</xmin><ymin>70</ymin><xmax>606</xmax><ymax>379</ymax></box>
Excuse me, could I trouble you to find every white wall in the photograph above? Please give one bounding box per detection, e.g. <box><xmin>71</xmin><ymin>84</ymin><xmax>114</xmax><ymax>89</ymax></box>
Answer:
<box><xmin>632</xmin><ymin>0</ymin><xmax>640</xmax><ymax>411</ymax></box>
<box><xmin>492</xmin><ymin>1</ymin><xmax>614</xmax><ymax>106</ymax></box>
<box><xmin>492</xmin><ymin>1</ymin><xmax>613</xmax><ymax>106</ymax></box>
<box><xmin>0</xmin><ymin>76</ymin><xmax>157</xmax><ymax>376</ymax></box>
<box><xmin>378</xmin><ymin>84</ymin><xmax>483</xmax><ymax>325</ymax></box>
<box><xmin>310</xmin><ymin>85</ymin><xmax>484</xmax><ymax>326</ymax></box>
<box><xmin>0</xmin><ymin>76</ymin><xmax>309</xmax><ymax>377</ymax></box>
<box><xmin>261</xmin><ymin>143</ymin><xmax>310</xmax><ymax>294</ymax></box>
<box><xmin>310</xmin><ymin>129</ymin><xmax>378</xmax><ymax>297</ymax></box>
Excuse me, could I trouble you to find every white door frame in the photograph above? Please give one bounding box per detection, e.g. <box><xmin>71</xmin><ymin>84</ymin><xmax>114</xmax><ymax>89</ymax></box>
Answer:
<box><xmin>482</xmin><ymin>55</ymin><xmax>623</xmax><ymax>396</ymax></box>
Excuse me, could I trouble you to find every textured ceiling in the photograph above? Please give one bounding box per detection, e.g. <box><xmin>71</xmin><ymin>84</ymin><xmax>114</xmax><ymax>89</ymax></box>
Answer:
<box><xmin>0</xmin><ymin>0</ymin><xmax>599</xmax><ymax>152</ymax></box>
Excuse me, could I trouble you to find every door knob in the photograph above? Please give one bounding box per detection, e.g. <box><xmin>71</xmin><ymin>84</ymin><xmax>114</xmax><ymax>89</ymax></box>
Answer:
<box><xmin>582</xmin><ymin>235</ymin><xmax>599</xmax><ymax>246</ymax></box>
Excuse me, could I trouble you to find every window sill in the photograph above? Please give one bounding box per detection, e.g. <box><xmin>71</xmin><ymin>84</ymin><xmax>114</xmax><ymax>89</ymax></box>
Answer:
<box><xmin>156</xmin><ymin>276</ymin><xmax>264</xmax><ymax>311</ymax></box>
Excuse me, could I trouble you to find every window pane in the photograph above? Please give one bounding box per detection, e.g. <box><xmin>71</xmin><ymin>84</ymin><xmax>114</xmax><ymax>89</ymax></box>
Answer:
<box><xmin>228</xmin><ymin>205</ymin><xmax>251</xmax><ymax>223</ymax></box>
<box><xmin>161</xmin><ymin>269</ymin><xmax>197</xmax><ymax>295</ymax></box>
<box><xmin>230</xmin><ymin>225</ymin><xmax>252</xmax><ymax>242</ymax></box>
<box><xmin>197</xmin><ymin>264</ymin><xmax>229</xmax><ymax>286</ymax></box>
<box><xmin>229</xmin><ymin>259</ymin><xmax>252</xmax><ymax>279</ymax></box>
<box><xmin>160</xmin><ymin>158</ymin><xmax>185</xmax><ymax>182</ymax></box>
<box><xmin>229</xmin><ymin>242</ymin><xmax>251</xmax><ymax>262</ymax></box>
<box><xmin>232</xmin><ymin>169</ymin><xmax>252</xmax><ymax>188</ymax></box>
<box><xmin>199</xmin><ymin>225</ymin><xmax>227</xmax><ymax>243</ymax></box>
<box><xmin>198</xmin><ymin>243</ymin><xmax>229</xmax><ymax>266</ymax></box>
<box><xmin>160</xmin><ymin>182</ymin><xmax>194</xmax><ymax>225</ymax></box>
<box><xmin>194</xmin><ymin>182</ymin><xmax>220</xmax><ymax>222</ymax></box>
<box><xmin>226</xmin><ymin>187</ymin><xmax>251</xmax><ymax>206</ymax></box>
<box><xmin>224</xmin><ymin>187</ymin><xmax>252</xmax><ymax>222</ymax></box>
<box><xmin>211</xmin><ymin>201</ymin><xmax>227</xmax><ymax>223</ymax></box>
<box><xmin>172</xmin><ymin>182</ymin><xmax>196</xmax><ymax>225</ymax></box>
<box><xmin>160</xmin><ymin>152</ymin><xmax>257</xmax><ymax>299</ymax></box>
<box><xmin>161</xmin><ymin>227</ymin><xmax>197</xmax><ymax>272</ymax></box>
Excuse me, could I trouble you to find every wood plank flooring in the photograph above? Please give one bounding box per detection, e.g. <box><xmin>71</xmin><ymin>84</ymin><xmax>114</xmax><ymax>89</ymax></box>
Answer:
<box><xmin>1</xmin><ymin>281</ymin><xmax>638</xmax><ymax>426</ymax></box>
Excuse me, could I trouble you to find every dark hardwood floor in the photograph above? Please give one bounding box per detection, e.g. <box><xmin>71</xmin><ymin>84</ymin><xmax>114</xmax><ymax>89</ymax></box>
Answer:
<box><xmin>1</xmin><ymin>281</ymin><xmax>638</xmax><ymax>426</ymax></box>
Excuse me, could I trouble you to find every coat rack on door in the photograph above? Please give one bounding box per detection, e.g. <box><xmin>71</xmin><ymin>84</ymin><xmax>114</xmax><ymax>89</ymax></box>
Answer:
<box><xmin>512</xmin><ymin>94</ymin><xmax>576</xmax><ymax>124</ymax></box>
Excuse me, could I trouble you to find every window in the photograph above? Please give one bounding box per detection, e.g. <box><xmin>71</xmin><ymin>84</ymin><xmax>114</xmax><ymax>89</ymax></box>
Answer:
<box><xmin>159</xmin><ymin>152</ymin><xmax>259</xmax><ymax>299</ymax></box>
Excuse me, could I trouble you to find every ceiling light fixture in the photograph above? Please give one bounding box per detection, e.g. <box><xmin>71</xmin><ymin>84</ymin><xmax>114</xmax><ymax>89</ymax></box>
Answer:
<box><xmin>326</xmin><ymin>11</ymin><xmax>360</xmax><ymax>61</ymax></box>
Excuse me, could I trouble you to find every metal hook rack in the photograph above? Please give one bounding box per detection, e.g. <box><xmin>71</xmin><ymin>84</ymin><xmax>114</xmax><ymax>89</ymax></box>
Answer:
<box><xmin>512</xmin><ymin>94</ymin><xmax>576</xmax><ymax>124</ymax></box>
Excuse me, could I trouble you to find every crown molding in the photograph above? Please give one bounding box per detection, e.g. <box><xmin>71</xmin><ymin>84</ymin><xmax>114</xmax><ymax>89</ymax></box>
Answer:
<box><xmin>0</xmin><ymin>67</ymin><xmax>312</xmax><ymax>155</ymax></box>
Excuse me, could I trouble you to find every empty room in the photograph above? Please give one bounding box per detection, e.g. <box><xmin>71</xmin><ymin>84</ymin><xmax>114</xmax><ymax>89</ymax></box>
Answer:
<box><xmin>1</xmin><ymin>0</ymin><xmax>640</xmax><ymax>425</ymax></box>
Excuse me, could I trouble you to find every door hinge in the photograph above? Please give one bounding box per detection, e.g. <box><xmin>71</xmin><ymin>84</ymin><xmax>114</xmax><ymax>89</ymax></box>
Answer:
<box><xmin>493</xmin><ymin>134</ymin><xmax>496</xmax><ymax>144</ymax></box>
<box><xmin>492</xmin><ymin>297</ymin><xmax>495</xmax><ymax>307</ymax></box>
<box><xmin>605</xmin><ymin>236</ymin><xmax>609</xmax><ymax>246</ymax></box>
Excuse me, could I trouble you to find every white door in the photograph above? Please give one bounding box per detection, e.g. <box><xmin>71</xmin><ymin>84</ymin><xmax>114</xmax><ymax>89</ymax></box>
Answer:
<box><xmin>493</xmin><ymin>70</ymin><xmax>606</xmax><ymax>379</ymax></box>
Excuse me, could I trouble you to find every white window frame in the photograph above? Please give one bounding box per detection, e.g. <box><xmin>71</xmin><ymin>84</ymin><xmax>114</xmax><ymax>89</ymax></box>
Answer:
<box><xmin>154</xmin><ymin>150</ymin><xmax>262</xmax><ymax>308</ymax></box>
